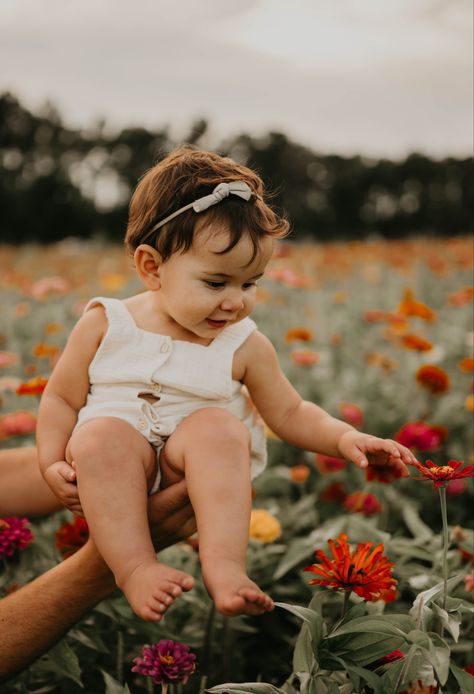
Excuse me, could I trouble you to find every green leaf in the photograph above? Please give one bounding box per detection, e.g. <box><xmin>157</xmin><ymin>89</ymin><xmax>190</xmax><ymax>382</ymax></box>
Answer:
<box><xmin>431</xmin><ymin>602</ymin><xmax>460</xmax><ymax>641</ymax></box>
<box><xmin>426</xmin><ymin>632</ymin><xmax>450</xmax><ymax>685</ymax></box>
<box><xmin>274</xmin><ymin>518</ymin><xmax>346</xmax><ymax>580</ymax></box>
<box><xmin>70</xmin><ymin>628</ymin><xmax>109</xmax><ymax>653</ymax></box>
<box><xmin>102</xmin><ymin>670</ymin><xmax>132</xmax><ymax>693</ymax></box>
<box><xmin>380</xmin><ymin>646</ymin><xmax>434</xmax><ymax>691</ymax></box>
<box><xmin>409</xmin><ymin>575</ymin><xmax>464</xmax><ymax>621</ymax></box>
<box><xmin>345</xmin><ymin>663</ymin><xmax>383</xmax><ymax>693</ymax></box>
<box><xmin>401</xmin><ymin>504</ymin><xmax>433</xmax><ymax>541</ymax></box>
<box><xmin>273</xmin><ymin>537</ymin><xmax>317</xmax><ymax>580</ymax></box>
<box><xmin>208</xmin><ymin>684</ymin><xmax>286</xmax><ymax>694</ymax></box>
<box><xmin>381</xmin><ymin>614</ymin><xmax>416</xmax><ymax>634</ymax></box>
<box><xmin>275</xmin><ymin>602</ymin><xmax>323</xmax><ymax>646</ymax></box>
<box><xmin>333</xmin><ymin>601</ymin><xmax>367</xmax><ymax>629</ymax></box>
<box><xmin>293</xmin><ymin>623</ymin><xmax>316</xmax><ymax>673</ymax></box>
<box><xmin>450</xmin><ymin>662</ymin><xmax>474</xmax><ymax>694</ymax></box>
<box><xmin>329</xmin><ymin>616</ymin><xmax>407</xmax><ymax>639</ymax></box>
<box><xmin>34</xmin><ymin>638</ymin><xmax>82</xmax><ymax>687</ymax></box>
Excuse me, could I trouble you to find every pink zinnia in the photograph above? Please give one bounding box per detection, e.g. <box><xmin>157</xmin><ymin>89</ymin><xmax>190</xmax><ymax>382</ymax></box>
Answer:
<box><xmin>0</xmin><ymin>517</ymin><xmax>33</xmax><ymax>559</ymax></box>
<box><xmin>132</xmin><ymin>640</ymin><xmax>197</xmax><ymax>685</ymax></box>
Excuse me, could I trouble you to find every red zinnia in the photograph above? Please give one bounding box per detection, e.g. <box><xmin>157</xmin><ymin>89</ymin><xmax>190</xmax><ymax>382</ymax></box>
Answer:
<box><xmin>304</xmin><ymin>533</ymin><xmax>397</xmax><ymax>602</ymax></box>
<box><xmin>343</xmin><ymin>491</ymin><xmax>383</xmax><ymax>516</ymax></box>
<box><xmin>55</xmin><ymin>517</ymin><xmax>89</xmax><ymax>558</ymax></box>
<box><xmin>410</xmin><ymin>459</ymin><xmax>474</xmax><ymax>488</ymax></box>
<box><xmin>15</xmin><ymin>376</ymin><xmax>48</xmax><ymax>396</ymax></box>
<box><xmin>339</xmin><ymin>402</ymin><xmax>364</xmax><ymax>428</ymax></box>
<box><xmin>415</xmin><ymin>365</ymin><xmax>449</xmax><ymax>395</ymax></box>
<box><xmin>321</xmin><ymin>481</ymin><xmax>348</xmax><ymax>503</ymax></box>
<box><xmin>0</xmin><ymin>517</ymin><xmax>34</xmax><ymax>559</ymax></box>
<box><xmin>315</xmin><ymin>453</ymin><xmax>346</xmax><ymax>473</ymax></box>
<box><xmin>395</xmin><ymin>422</ymin><xmax>447</xmax><ymax>452</ymax></box>
<box><xmin>368</xmin><ymin>648</ymin><xmax>404</xmax><ymax>669</ymax></box>
<box><xmin>366</xmin><ymin>460</ymin><xmax>404</xmax><ymax>483</ymax></box>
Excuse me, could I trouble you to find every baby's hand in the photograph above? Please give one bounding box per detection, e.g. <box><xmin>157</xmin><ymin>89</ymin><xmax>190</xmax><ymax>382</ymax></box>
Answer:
<box><xmin>43</xmin><ymin>460</ymin><xmax>83</xmax><ymax>516</ymax></box>
<box><xmin>337</xmin><ymin>431</ymin><xmax>416</xmax><ymax>477</ymax></box>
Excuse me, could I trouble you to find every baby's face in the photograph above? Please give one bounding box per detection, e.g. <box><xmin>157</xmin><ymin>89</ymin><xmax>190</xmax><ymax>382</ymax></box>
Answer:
<box><xmin>156</xmin><ymin>224</ymin><xmax>273</xmax><ymax>340</ymax></box>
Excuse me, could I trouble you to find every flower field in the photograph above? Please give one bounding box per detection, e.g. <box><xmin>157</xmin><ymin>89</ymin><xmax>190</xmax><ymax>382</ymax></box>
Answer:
<box><xmin>0</xmin><ymin>236</ymin><xmax>473</xmax><ymax>693</ymax></box>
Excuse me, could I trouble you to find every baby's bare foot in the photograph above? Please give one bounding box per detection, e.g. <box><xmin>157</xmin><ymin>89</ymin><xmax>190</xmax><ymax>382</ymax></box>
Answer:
<box><xmin>119</xmin><ymin>561</ymin><xmax>194</xmax><ymax>621</ymax></box>
<box><xmin>202</xmin><ymin>560</ymin><xmax>273</xmax><ymax>617</ymax></box>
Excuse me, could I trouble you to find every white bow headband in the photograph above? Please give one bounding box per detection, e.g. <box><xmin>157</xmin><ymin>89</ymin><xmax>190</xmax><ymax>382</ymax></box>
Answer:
<box><xmin>148</xmin><ymin>181</ymin><xmax>260</xmax><ymax>235</ymax></box>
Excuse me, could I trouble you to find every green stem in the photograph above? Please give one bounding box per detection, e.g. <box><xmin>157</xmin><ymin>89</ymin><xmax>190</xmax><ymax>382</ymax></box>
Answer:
<box><xmin>201</xmin><ymin>602</ymin><xmax>216</xmax><ymax>676</ymax></box>
<box><xmin>438</xmin><ymin>486</ymin><xmax>449</xmax><ymax>612</ymax></box>
<box><xmin>116</xmin><ymin>629</ymin><xmax>124</xmax><ymax>684</ymax></box>
<box><xmin>341</xmin><ymin>590</ymin><xmax>350</xmax><ymax>618</ymax></box>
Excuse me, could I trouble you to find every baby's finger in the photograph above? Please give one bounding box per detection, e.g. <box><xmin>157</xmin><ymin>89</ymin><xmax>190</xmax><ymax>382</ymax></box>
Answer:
<box><xmin>365</xmin><ymin>438</ymin><xmax>401</xmax><ymax>459</ymax></box>
<box><xmin>345</xmin><ymin>444</ymin><xmax>369</xmax><ymax>468</ymax></box>
<box><xmin>387</xmin><ymin>455</ymin><xmax>410</xmax><ymax>477</ymax></box>
<box><xmin>56</xmin><ymin>461</ymin><xmax>77</xmax><ymax>483</ymax></box>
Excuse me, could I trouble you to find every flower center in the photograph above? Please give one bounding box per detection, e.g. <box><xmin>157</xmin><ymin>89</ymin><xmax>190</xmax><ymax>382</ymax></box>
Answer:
<box><xmin>160</xmin><ymin>655</ymin><xmax>175</xmax><ymax>665</ymax></box>
<box><xmin>432</xmin><ymin>465</ymin><xmax>454</xmax><ymax>476</ymax></box>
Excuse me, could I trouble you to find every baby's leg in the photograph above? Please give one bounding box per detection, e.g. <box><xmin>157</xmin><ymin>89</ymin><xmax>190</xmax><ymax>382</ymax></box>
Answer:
<box><xmin>160</xmin><ymin>408</ymin><xmax>273</xmax><ymax>617</ymax></box>
<box><xmin>68</xmin><ymin>417</ymin><xmax>194</xmax><ymax>621</ymax></box>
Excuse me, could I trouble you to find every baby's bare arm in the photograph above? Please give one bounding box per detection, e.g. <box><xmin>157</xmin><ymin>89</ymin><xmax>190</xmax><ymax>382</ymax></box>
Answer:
<box><xmin>242</xmin><ymin>331</ymin><xmax>415</xmax><ymax>472</ymax></box>
<box><xmin>37</xmin><ymin>307</ymin><xmax>106</xmax><ymax>484</ymax></box>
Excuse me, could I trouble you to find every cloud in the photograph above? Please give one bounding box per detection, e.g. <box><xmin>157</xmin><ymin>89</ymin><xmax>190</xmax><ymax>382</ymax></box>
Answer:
<box><xmin>0</xmin><ymin>0</ymin><xmax>472</xmax><ymax>157</ymax></box>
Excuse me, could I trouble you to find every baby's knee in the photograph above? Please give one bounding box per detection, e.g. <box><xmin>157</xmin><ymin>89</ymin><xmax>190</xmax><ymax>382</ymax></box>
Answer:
<box><xmin>186</xmin><ymin>408</ymin><xmax>251</xmax><ymax>451</ymax></box>
<box><xmin>68</xmin><ymin>418</ymin><xmax>131</xmax><ymax>464</ymax></box>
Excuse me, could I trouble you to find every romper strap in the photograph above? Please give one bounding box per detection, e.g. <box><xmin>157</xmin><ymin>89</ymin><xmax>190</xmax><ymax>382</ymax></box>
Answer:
<box><xmin>83</xmin><ymin>297</ymin><xmax>136</xmax><ymax>337</ymax></box>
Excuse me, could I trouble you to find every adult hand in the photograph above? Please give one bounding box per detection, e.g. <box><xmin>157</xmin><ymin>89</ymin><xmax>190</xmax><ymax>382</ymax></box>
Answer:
<box><xmin>147</xmin><ymin>479</ymin><xmax>196</xmax><ymax>551</ymax></box>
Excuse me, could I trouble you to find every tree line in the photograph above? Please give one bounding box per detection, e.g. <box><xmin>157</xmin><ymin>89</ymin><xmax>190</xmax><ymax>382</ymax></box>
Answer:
<box><xmin>0</xmin><ymin>92</ymin><xmax>472</xmax><ymax>244</ymax></box>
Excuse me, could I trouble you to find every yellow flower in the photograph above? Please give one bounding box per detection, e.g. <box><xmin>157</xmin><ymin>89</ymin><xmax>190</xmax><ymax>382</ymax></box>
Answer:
<box><xmin>249</xmin><ymin>509</ymin><xmax>282</xmax><ymax>543</ymax></box>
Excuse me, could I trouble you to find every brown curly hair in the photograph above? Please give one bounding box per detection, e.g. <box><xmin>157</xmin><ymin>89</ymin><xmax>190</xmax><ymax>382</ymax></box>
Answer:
<box><xmin>125</xmin><ymin>146</ymin><xmax>289</xmax><ymax>262</ymax></box>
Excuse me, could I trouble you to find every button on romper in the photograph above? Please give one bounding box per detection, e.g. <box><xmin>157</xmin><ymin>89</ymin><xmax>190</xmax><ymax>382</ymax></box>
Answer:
<box><xmin>74</xmin><ymin>297</ymin><xmax>267</xmax><ymax>491</ymax></box>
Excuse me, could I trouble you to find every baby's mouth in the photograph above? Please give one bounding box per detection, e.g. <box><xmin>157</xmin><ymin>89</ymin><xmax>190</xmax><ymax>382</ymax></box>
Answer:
<box><xmin>206</xmin><ymin>318</ymin><xmax>228</xmax><ymax>329</ymax></box>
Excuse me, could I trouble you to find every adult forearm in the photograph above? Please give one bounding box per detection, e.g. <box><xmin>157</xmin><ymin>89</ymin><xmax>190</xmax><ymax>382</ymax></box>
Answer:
<box><xmin>0</xmin><ymin>541</ymin><xmax>116</xmax><ymax>683</ymax></box>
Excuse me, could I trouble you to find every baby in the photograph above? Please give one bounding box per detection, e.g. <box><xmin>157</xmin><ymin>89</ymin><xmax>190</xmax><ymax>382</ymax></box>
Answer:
<box><xmin>37</xmin><ymin>147</ymin><xmax>416</xmax><ymax>621</ymax></box>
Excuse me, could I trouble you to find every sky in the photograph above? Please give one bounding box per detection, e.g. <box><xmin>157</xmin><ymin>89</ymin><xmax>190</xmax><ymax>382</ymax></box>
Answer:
<box><xmin>0</xmin><ymin>0</ymin><xmax>472</xmax><ymax>158</ymax></box>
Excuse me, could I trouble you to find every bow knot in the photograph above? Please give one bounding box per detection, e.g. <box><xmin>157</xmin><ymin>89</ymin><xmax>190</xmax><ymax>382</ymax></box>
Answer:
<box><xmin>193</xmin><ymin>181</ymin><xmax>253</xmax><ymax>212</ymax></box>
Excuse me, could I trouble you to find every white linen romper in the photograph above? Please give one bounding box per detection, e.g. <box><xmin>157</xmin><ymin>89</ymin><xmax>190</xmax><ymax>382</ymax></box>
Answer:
<box><xmin>74</xmin><ymin>297</ymin><xmax>267</xmax><ymax>491</ymax></box>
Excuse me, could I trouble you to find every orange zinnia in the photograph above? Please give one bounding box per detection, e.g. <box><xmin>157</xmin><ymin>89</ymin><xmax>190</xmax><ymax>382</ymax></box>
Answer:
<box><xmin>459</xmin><ymin>357</ymin><xmax>474</xmax><ymax>373</ymax></box>
<box><xmin>448</xmin><ymin>286</ymin><xmax>474</xmax><ymax>306</ymax></box>
<box><xmin>304</xmin><ymin>532</ymin><xmax>397</xmax><ymax>601</ymax></box>
<box><xmin>415</xmin><ymin>365</ymin><xmax>449</xmax><ymax>394</ymax></box>
<box><xmin>32</xmin><ymin>343</ymin><xmax>59</xmax><ymax>359</ymax></box>
<box><xmin>289</xmin><ymin>464</ymin><xmax>310</xmax><ymax>483</ymax></box>
<box><xmin>291</xmin><ymin>350</ymin><xmax>319</xmax><ymax>366</ymax></box>
<box><xmin>400</xmin><ymin>334</ymin><xmax>433</xmax><ymax>352</ymax></box>
<box><xmin>285</xmin><ymin>327</ymin><xmax>313</xmax><ymax>343</ymax></box>
<box><xmin>397</xmin><ymin>289</ymin><xmax>436</xmax><ymax>322</ymax></box>
<box><xmin>16</xmin><ymin>376</ymin><xmax>48</xmax><ymax>396</ymax></box>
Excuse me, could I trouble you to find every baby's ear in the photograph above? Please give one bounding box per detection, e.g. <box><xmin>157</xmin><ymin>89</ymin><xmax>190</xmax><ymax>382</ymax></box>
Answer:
<box><xmin>134</xmin><ymin>244</ymin><xmax>162</xmax><ymax>289</ymax></box>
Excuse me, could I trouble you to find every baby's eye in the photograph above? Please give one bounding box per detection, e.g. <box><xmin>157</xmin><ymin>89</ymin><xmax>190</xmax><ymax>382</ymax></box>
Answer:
<box><xmin>243</xmin><ymin>282</ymin><xmax>257</xmax><ymax>289</ymax></box>
<box><xmin>204</xmin><ymin>280</ymin><xmax>225</xmax><ymax>289</ymax></box>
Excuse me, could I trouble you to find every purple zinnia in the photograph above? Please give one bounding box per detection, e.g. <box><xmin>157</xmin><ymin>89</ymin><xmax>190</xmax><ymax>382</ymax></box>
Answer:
<box><xmin>0</xmin><ymin>517</ymin><xmax>34</xmax><ymax>559</ymax></box>
<box><xmin>132</xmin><ymin>640</ymin><xmax>197</xmax><ymax>685</ymax></box>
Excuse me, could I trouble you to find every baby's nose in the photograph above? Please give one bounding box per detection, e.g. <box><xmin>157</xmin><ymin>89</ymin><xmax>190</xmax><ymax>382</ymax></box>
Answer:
<box><xmin>220</xmin><ymin>292</ymin><xmax>244</xmax><ymax>311</ymax></box>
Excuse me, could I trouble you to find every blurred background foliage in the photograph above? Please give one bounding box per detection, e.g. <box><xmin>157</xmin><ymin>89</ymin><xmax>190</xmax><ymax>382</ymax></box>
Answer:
<box><xmin>1</xmin><ymin>91</ymin><xmax>472</xmax><ymax>245</ymax></box>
